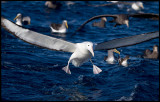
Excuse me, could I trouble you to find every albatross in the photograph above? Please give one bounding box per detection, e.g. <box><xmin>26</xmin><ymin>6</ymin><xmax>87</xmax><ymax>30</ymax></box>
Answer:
<box><xmin>118</xmin><ymin>55</ymin><xmax>130</xmax><ymax>67</ymax></box>
<box><xmin>1</xmin><ymin>16</ymin><xmax>159</xmax><ymax>74</ymax></box>
<box><xmin>50</xmin><ymin>20</ymin><xmax>68</xmax><ymax>33</ymax></box>
<box><xmin>143</xmin><ymin>45</ymin><xmax>159</xmax><ymax>59</ymax></box>
<box><xmin>76</xmin><ymin>13</ymin><xmax>159</xmax><ymax>32</ymax></box>
<box><xmin>92</xmin><ymin>17</ymin><xmax>107</xmax><ymax>28</ymax></box>
<box><xmin>14</xmin><ymin>13</ymin><xmax>31</xmax><ymax>26</ymax></box>
<box><xmin>104</xmin><ymin>49</ymin><xmax>120</xmax><ymax>64</ymax></box>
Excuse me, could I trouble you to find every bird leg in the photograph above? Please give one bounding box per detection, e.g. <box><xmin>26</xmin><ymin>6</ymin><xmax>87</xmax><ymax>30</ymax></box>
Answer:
<box><xmin>62</xmin><ymin>59</ymin><xmax>71</xmax><ymax>74</ymax></box>
<box><xmin>90</xmin><ymin>59</ymin><xmax>102</xmax><ymax>74</ymax></box>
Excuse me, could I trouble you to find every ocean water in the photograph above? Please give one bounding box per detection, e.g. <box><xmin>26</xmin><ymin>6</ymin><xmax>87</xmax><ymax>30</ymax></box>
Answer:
<box><xmin>1</xmin><ymin>1</ymin><xmax>159</xmax><ymax>101</ymax></box>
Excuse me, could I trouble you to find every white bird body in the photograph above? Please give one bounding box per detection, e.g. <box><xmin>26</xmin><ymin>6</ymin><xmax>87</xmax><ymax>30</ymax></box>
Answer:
<box><xmin>71</xmin><ymin>42</ymin><xmax>93</xmax><ymax>67</ymax></box>
<box><xmin>131</xmin><ymin>2</ymin><xmax>144</xmax><ymax>11</ymax></box>
<box><xmin>50</xmin><ymin>20</ymin><xmax>68</xmax><ymax>33</ymax></box>
<box><xmin>62</xmin><ymin>42</ymin><xmax>95</xmax><ymax>74</ymax></box>
<box><xmin>15</xmin><ymin>19</ymin><xmax>22</xmax><ymax>26</ymax></box>
<box><xmin>121</xmin><ymin>60</ymin><xmax>128</xmax><ymax>67</ymax></box>
<box><xmin>106</xmin><ymin>56</ymin><xmax>115</xmax><ymax>64</ymax></box>
<box><xmin>50</xmin><ymin>25</ymin><xmax>67</xmax><ymax>33</ymax></box>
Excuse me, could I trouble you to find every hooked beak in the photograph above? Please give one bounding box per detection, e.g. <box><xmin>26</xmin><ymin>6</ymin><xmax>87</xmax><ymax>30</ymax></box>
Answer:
<box><xmin>65</xmin><ymin>22</ymin><xmax>68</xmax><ymax>29</ymax></box>
<box><xmin>125</xmin><ymin>20</ymin><xmax>129</xmax><ymax>27</ymax></box>
<box><xmin>28</xmin><ymin>21</ymin><xmax>31</xmax><ymax>25</ymax></box>
<box><xmin>14</xmin><ymin>15</ymin><xmax>20</xmax><ymax>21</ymax></box>
<box><xmin>90</xmin><ymin>47</ymin><xmax>94</xmax><ymax>57</ymax></box>
<box><xmin>141</xmin><ymin>4</ymin><xmax>144</xmax><ymax>9</ymax></box>
<box><xmin>114</xmin><ymin>49</ymin><xmax>120</xmax><ymax>54</ymax></box>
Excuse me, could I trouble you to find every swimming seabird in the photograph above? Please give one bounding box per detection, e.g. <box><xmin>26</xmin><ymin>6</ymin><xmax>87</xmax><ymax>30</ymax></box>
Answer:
<box><xmin>50</xmin><ymin>20</ymin><xmax>68</xmax><ymax>33</ymax></box>
<box><xmin>143</xmin><ymin>45</ymin><xmax>159</xmax><ymax>59</ymax></box>
<box><xmin>89</xmin><ymin>1</ymin><xmax>144</xmax><ymax>11</ymax></box>
<box><xmin>45</xmin><ymin>1</ymin><xmax>62</xmax><ymax>9</ymax></box>
<box><xmin>104</xmin><ymin>49</ymin><xmax>120</xmax><ymax>64</ymax></box>
<box><xmin>92</xmin><ymin>17</ymin><xmax>107</xmax><ymax>28</ymax></box>
<box><xmin>14</xmin><ymin>13</ymin><xmax>31</xmax><ymax>26</ymax></box>
<box><xmin>1</xmin><ymin>17</ymin><xmax>159</xmax><ymax>74</ymax></box>
<box><xmin>118</xmin><ymin>55</ymin><xmax>130</xmax><ymax>67</ymax></box>
<box><xmin>76</xmin><ymin>13</ymin><xmax>159</xmax><ymax>32</ymax></box>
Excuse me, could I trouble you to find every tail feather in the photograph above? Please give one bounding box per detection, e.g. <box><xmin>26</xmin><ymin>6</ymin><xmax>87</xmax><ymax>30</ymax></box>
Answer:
<box><xmin>93</xmin><ymin>65</ymin><xmax>102</xmax><ymax>74</ymax></box>
<box><xmin>62</xmin><ymin>66</ymin><xmax>71</xmax><ymax>74</ymax></box>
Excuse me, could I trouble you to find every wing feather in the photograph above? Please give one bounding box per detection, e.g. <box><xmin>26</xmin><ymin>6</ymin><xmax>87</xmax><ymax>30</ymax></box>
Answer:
<box><xmin>1</xmin><ymin>16</ymin><xmax>76</xmax><ymax>53</ymax></box>
<box><xmin>95</xmin><ymin>31</ymin><xmax>159</xmax><ymax>50</ymax></box>
<box><xmin>76</xmin><ymin>15</ymin><xmax>117</xmax><ymax>32</ymax></box>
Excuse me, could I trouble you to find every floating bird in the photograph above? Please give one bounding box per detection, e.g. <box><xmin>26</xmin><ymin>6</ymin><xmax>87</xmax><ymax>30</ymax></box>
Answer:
<box><xmin>1</xmin><ymin>17</ymin><xmax>159</xmax><ymax>74</ymax></box>
<box><xmin>14</xmin><ymin>13</ymin><xmax>31</xmax><ymax>26</ymax></box>
<box><xmin>89</xmin><ymin>1</ymin><xmax>144</xmax><ymax>11</ymax></box>
<box><xmin>104</xmin><ymin>49</ymin><xmax>120</xmax><ymax>64</ymax></box>
<box><xmin>45</xmin><ymin>1</ymin><xmax>62</xmax><ymax>9</ymax></box>
<box><xmin>76</xmin><ymin>13</ymin><xmax>159</xmax><ymax>32</ymax></box>
<box><xmin>50</xmin><ymin>20</ymin><xmax>68</xmax><ymax>33</ymax></box>
<box><xmin>143</xmin><ymin>45</ymin><xmax>159</xmax><ymax>59</ymax></box>
<box><xmin>118</xmin><ymin>55</ymin><xmax>130</xmax><ymax>67</ymax></box>
<box><xmin>92</xmin><ymin>17</ymin><xmax>107</xmax><ymax>28</ymax></box>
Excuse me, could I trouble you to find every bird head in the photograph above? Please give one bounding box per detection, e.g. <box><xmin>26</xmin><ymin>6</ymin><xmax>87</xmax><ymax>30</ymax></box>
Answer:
<box><xmin>85</xmin><ymin>42</ymin><xmax>94</xmax><ymax>57</ymax></box>
<box><xmin>63</xmin><ymin>20</ymin><xmax>68</xmax><ymax>29</ymax></box>
<box><xmin>101</xmin><ymin>17</ymin><xmax>107</xmax><ymax>22</ymax></box>
<box><xmin>14</xmin><ymin>13</ymin><xmax>22</xmax><ymax>21</ymax></box>
<box><xmin>137</xmin><ymin>2</ymin><xmax>144</xmax><ymax>9</ymax></box>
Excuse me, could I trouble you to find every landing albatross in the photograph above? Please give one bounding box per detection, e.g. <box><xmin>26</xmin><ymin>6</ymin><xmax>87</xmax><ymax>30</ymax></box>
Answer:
<box><xmin>1</xmin><ymin>16</ymin><xmax>159</xmax><ymax>74</ymax></box>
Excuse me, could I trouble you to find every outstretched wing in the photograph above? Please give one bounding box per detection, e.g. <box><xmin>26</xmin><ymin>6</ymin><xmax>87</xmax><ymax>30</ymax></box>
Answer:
<box><xmin>1</xmin><ymin>16</ymin><xmax>76</xmax><ymax>53</ymax></box>
<box><xmin>76</xmin><ymin>15</ymin><xmax>117</xmax><ymax>32</ymax></box>
<box><xmin>129</xmin><ymin>13</ymin><xmax>159</xmax><ymax>20</ymax></box>
<box><xmin>95</xmin><ymin>31</ymin><xmax>159</xmax><ymax>50</ymax></box>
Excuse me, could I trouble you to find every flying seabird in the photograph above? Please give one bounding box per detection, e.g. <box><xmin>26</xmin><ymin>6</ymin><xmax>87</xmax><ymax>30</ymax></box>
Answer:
<box><xmin>89</xmin><ymin>1</ymin><xmax>144</xmax><ymax>11</ymax></box>
<box><xmin>1</xmin><ymin>16</ymin><xmax>159</xmax><ymax>74</ymax></box>
<box><xmin>76</xmin><ymin>13</ymin><xmax>159</xmax><ymax>32</ymax></box>
<box><xmin>143</xmin><ymin>45</ymin><xmax>159</xmax><ymax>59</ymax></box>
<box><xmin>45</xmin><ymin>1</ymin><xmax>62</xmax><ymax>9</ymax></box>
<box><xmin>92</xmin><ymin>17</ymin><xmax>107</xmax><ymax>28</ymax></box>
<box><xmin>104</xmin><ymin>49</ymin><xmax>120</xmax><ymax>64</ymax></box>
<box><xmin>50</xmin><ymin>20</ymin><xmax>68</xmax><ymax>33</ymax></box>
<box><xmin>14</xmin><ymin>13</ymin><xmax>31</xmax><ymax>26</ymax></box>
<box><xmin>118</xmin><ymin>55</ymin><xmax>130</xmax><ymax>67</ymax></box>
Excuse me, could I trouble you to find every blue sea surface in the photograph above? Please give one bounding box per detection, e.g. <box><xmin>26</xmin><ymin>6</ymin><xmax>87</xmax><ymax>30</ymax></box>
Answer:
<box><xmin>1</xmin><ymin>1</ymin><xmax>159</xmax><ymax>101</ymax></box>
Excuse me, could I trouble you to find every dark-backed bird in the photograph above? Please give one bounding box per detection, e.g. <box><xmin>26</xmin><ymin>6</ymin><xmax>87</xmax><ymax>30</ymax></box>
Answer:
<box><xmin>143</xmin><ymin>45</ymin><xmax>159</xmax><ymax>59</ymax></box>
<box><xmin>45</xmin><ymin>1</ymin><xmax>62</xmax><ymax>9</ymax></box>
<box><xmin>118</xmin><ymin>55</ymin><xmax>130</xmax><ymax>67</ymax></box>
<box><xmin>76</xmin><ymin>13</ymin><xmax>159</xmax><ymax>32</ymax></box>
<box><xmin>104</xmin><ymin>49</ymin><xmax>120</xmax><ymax>64</ymax></box>
<box><xmin>89</xmin><ymin>1</ymin><xmax>144</xmax><ymax>11</ymax></box>
<box><xmin>92</xmin><ymin>17</ymin><xmax>107</xmax><ymax>28</ymax></box>
<box><xmin>50</xmin><ymin>20</ymin><xmax>68</xmax><ymax>33</ymax></box>
<box><xmin>1</xmin><ymin>17</ymin><xmax>159</xmax><ymax>74</ymax></box>
<box><xmin>14</xmin><ymin>13</ymin><xmax>31</xmax><ymax>26</ymax></box>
